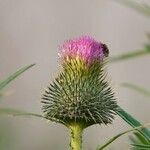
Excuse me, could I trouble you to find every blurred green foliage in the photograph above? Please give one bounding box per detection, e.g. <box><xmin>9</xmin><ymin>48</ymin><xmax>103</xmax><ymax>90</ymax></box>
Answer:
<box><xmin>99</xmin><ymin>0</ymin><xmax>150</xmax><ymax>149</ymax></box>
<box><xmin>121</xmin><ymin>83</ymin><xmax>150</xmax><ymax>98</ymax></box>
<box><xmin>97</xmin><ymin>123</ymin><xmax>150</xmax><ymax>150</ymax></box>
<box><xmin>110</xmin><ymin>33</ymin><xmax>150</xmax><ymax>63</ymax></box>
<box><xmin>0</xmin><ymin>64</ymin><xmax>35</xmax><ymax>90</ymax></box>
<box><xmin>115</xmin><ymin>0</ymin><xmax>150</xmax><ymax>17</ymax></box>
<box><xmin>0</xmin><ymin>64</ymin><xmax>35</xmax><ymax>150</ymax></box>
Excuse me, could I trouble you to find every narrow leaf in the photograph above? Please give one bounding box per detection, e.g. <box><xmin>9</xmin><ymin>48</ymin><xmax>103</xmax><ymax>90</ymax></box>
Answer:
<box><xmin>96</xmin><ymin>123</ymin><xmax>150</xmax><ymax>150</ymax></box>
<box><xmin>0</xmin><ymin>64</ymin><xmax>35</xmax><ymax>90</ymax></box>
<box><xmin>116</xmin><ymin>106</ymin><xmax>150</xmax><ymax>142</ymax></box>
<box><xmin>115</xmin><ymin>0</ymin><xmax>150</xmax><ymax>17</ymax></box>
<box><xmin>131</xmin><ymin>143</ymin><xmax>150</xmax><ymax>149</ymax></box>
<box><xmin>120</xmin><ymin>83</ymin><xmax>150</xmax><ymax>97</ymax></box>
<box><xmin>130</xmin><ymin>132</ymin><xmax>150</xmax><ymax>145</ymax></box>
<box><xmin>110</xmin><ymin>49</ymin><xmax>150</xmax><ymax>63</ymax></box>
<box><xmin>0</xmin><ymin>108</ymin><xmax>44</xmax><ymax>119</ymax></box>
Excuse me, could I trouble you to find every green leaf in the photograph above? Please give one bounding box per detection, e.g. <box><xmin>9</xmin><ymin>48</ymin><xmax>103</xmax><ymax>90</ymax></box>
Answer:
<box><xmin>110</xmin><ymin>33</ymin><xmax>150</xmax><ymax>63</ymax></box>
<box><xmin>97</xmin><ymin>107</ymin><xmax>150</xmax><ymax>150</ymax></box>
<box><xmin>131</xmin><ymin>143</ymin><xmax>150</xmax><ymax>149</ymax></box>
<box><xmin>116</xmin><ymin>107</ymin><xmax>150</xmax><ymax>142</ymax></box>
<box><xmin>129</xmin><ymin>134</ymin><xmax>150</xmax><ymax>150</ymax></box>
<box><xmin>0</xmin><ymin>93</ymin><xmax>2</xmax><ymax>98</ymax></box>
<box><xmin>129</xmin><ymin>128</ymin><xmax>150</xmax><ymax>149</ymax></box>
<box><xmin>121</xmin><ymin>83</ymin><xmax>150</xmax><ymax>97</ymax></box>
<box><xmin>115</xmin><ymin>0</ymin><xmax>150</xmax><ymax>17</ymax></box>
<box><xmin>0</xmin><ymin>64</ymin><xmax>35</xmax><ymax>90</ymax></box>
<box><xmin>96</xmin><ymin>123</ymin><xmax>150</xmax><ymax>150</ymax></box>
<box><xmin>110</xmin><ymin>49</ymin><xmax>150</xmax><ymax>63</ymax></box>
<box><xmin>130</xmin><ymin>132</ymin><xmax>150</xmax><ymax>145</ymax></box>
<box><xmin>129</xmin><ymin>135</ymin><xmax>141</xmax><ymax>146</ymax></box>
<box><xmin>0</xmin><ymin>107</ymin><xmax>44</xmax><ymax>119</ymax></box>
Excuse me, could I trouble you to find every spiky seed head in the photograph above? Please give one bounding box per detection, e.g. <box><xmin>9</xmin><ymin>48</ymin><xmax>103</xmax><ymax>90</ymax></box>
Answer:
<box><xmin>42</xmin><ymin>36</ymin><xmax>117</xmax><ymax>128</ymax></box>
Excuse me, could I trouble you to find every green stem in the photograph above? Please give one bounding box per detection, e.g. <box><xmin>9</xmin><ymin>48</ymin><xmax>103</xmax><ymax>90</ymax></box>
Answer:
<box><xmin>69</xmin><ymin>123</ymin><xmax>83</xmax><ymax>150</ymax></box>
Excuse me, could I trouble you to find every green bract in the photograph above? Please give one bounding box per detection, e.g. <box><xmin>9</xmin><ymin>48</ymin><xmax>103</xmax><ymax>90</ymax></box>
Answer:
<box><xmin>42</xmin><ymin>58</ymin><xmax>117</xmax><ymax>128</ymax></box>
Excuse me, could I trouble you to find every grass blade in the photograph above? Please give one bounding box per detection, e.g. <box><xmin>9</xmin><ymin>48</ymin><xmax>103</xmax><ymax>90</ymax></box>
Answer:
<box><xmin>0</xmin><ymin>64</ymin><xmax>35</xmax><ymax>90</ymax></box>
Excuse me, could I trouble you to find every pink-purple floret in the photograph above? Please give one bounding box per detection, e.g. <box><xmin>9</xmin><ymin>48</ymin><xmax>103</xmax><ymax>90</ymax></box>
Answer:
<box><xmin>59</xmin><ymin>36</ymin><xmax>105</xmax><ymax>64</ymax></box>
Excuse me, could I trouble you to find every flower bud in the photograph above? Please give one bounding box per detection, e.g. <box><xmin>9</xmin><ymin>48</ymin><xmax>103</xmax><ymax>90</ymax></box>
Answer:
<box><xmin>42</xmin><ymin>36</ymin><xmax>117</xmax><ymax>128</ymax></box>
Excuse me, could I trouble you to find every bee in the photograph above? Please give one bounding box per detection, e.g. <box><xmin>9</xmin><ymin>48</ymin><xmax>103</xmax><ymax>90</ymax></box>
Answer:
<box><xmin>102</xmin><ymin>44</ymin><xmax>109</xmax><ymax>57</ymax></box>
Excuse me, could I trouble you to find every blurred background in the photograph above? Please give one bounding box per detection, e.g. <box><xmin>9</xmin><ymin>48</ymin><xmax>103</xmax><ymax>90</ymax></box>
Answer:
<box><xmin>0</xmin><ymin>0</ymin><xmax>150</xmax><ymax>149</ymax></box>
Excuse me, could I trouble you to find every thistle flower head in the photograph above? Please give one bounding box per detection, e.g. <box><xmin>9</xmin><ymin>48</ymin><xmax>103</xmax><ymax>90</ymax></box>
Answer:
<box><xmin>42</xmin><ymin>36</ymin><xmax>117</xmax><ymax>128</ymax></box>
<box><xmin>58</xmin><ymin>36</ymin><xmax>109</xmax><ymax>65</ymax></box>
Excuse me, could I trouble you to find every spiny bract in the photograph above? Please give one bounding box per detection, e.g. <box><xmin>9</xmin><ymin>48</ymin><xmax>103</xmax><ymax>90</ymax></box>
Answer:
<box><xmin>42</xmin><ymin>36</ymin><xmax>117</xmax><ymax>127</ymax></box>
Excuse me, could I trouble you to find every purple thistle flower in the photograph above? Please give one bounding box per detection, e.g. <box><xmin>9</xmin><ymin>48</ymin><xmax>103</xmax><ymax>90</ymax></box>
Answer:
<box><xmin>59</xmin><ymin>36</ymin><xmax>109</xmax><ymax>65</ymax></box>
<box><xmin>42</xmin><ymin>36</ymin><xmax>116</xmax><ymax>150</ymax></box>
<box><xmin>42</xmin><ymin>35</ymin><xmax>117</xmax><ymax>129</ymax></box>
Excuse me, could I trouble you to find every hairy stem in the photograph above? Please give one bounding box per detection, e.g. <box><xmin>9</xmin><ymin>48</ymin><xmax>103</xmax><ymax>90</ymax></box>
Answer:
<box><xmin>69</xmin><ymin>123</ymin><xmax>83</xmax><ymax>150</ymax></box>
